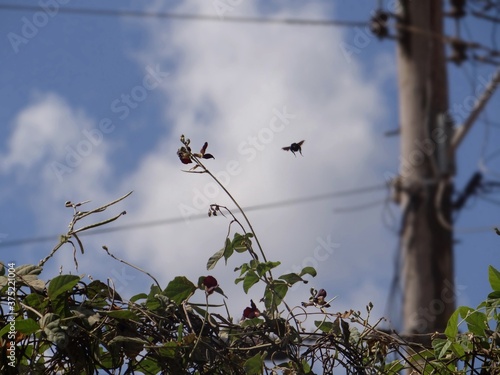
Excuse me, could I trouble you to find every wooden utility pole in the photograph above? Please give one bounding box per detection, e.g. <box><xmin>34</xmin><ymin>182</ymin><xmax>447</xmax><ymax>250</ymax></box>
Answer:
<box><xmin>396</xmin><ymin>0</ymin><xmax>455</xmax><ymax>341</ymax></box>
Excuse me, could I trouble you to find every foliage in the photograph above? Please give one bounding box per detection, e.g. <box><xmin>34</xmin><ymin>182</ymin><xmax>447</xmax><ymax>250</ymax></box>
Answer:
<box><xmin>0</xmin><ymin>135</ymin><xmax>498</xmax><ymax>374</ymax></box>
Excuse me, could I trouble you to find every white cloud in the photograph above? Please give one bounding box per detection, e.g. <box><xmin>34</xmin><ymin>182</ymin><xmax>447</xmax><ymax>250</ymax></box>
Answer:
<box><xmin>1</xmin><ymin>93</ymin><xmax>114</xmax><ymax>259</ymax></box>
<box><xmin>2</xmin><ymin>93</ymin><xmax>81</xmax><ymax>173</ymax></box>
<box><xmin>2</xmin><ymin>1</ymin><xmax>395</xmax><ymax>321</ymax></box>
<box><xmin>103</xmin><ymin>1</ymin><xmax>395</xmax><ymax>318</ymax></box>
<box><xmin>2</xmin><ymin>93</ymin><xmax>112</xmax><ymax>196</ymax></box>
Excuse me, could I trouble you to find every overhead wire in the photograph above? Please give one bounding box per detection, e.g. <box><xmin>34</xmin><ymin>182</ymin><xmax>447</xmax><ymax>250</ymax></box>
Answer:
<box><xmin>1</xmin><ymin>4</ymin><xmax>498</xmax><ymax>230</ymax></box>
<box><xmin>0</xmin><ymin>4</ymin><xmax>367</xmax><ymax>28</ymax></box>
<box><xmin>332</xmin><ymin>198</ymin><xmax>387</xmax><ymax>213</ymax></box>
<box><xmin>490</xmin><ymin>4</ymin><xmax>500</xmax><ymax>51</ymax></box>
<box><xmin>0</xmin><ymin>2</ymin><xmax>496</xmax><ymax>214</ymax></box>
<box><xmin>454</xmin><ymin>15</ymin><xmax>496</xmax><ymax>180</ymax></box>
<box><xmin>0</xmin><ymin>183</ymin><xmax>389</xmax><ymax>249</ymax></box>
<box><xmin>2</xmin><ymin>2</ymin><xmax>499</xmax><ymax>61</ymax></box>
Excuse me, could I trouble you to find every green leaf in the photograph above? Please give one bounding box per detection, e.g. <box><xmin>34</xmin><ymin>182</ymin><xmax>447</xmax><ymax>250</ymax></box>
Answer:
<box><xmin>15</xmin><ymin>318</ymin><xmax>40</xmax><ymax>335</ymax></box>
<box><xmin>488</xmin><ymin>290</ymin><xmax>500</xmax><ymax>299</ymax></box>
<box><xmin>87</xmin><ymin>280</ymin><xmax>122</xmax><ymax>301</ymax></box>
<box><xmin>99</xmin><ymin>350</ymin><xmax>122</xmax><ymax>370</ymax></box>
<box><xmin>243</xmin><ymin>351</ymin><xmax>266</xmax><ymax>375</ymax></box>
<box><xmin>130</xmin><ymin>293</ymin><xmax>148</xmax><ymax>303</ymax></box>
<box><xmin>15</xmin><ymin>264</ymin><xmax>43</xmax><ymax>276</ymax></box>
<box><xmin>214</xmin><ymin>286</ymin><xmax>227</xmax><ymax>298</ymax></box>
<box><xmin>137</xmin><ymin>358</ymin><xmax>161</xmax><ymax>374</ymax></box>
<box><xmin>0</xmin><ymin>324</ymin><xmax>9</xmax><ymax>338</ymax></box>
<box><xmin>223</xmin><ymin>237</ymin><xmax>233</xmax><ymax>262</ymax></box>
<box><xmin>207</xmin><ymin>247</ymin><xmax>225</xmax><ymax>270</ymax></box>
<box><xmin>234</xmin><ymin>262</ymin><xmax>250</xmax><ymax>276</ymax></box>
<box><xmin>459</xmin><ymin>306</ymin><xmax>488</xmax><ymax>336</ymax></box>
<box><xmin>232</xmin><ymin>233</ymin><xmax>252</xmax><ymax>253</ymax></box>
<box><xmin>47</xmin><ymin>275</ymin><xmax>81</xmax><ymax>301</ymax></box>
<box><xmin>40</xmin><ymin>313</ymin><xmax>67</xmax><ymax>347</ymax></box>
<box><xmin>384</xmin><ymin>360</ymin><xmax>405</xmax><ymax>374</ymax></box>
<box><xmin>450</xmin><ymin>341</ymin><xmax>465</xmax><ymax>358</ymax></box>
<box><xmin>300</xmin><ymin>266</ymin><xmax>317</xmax><ymax>278</ymax></box>
<box><xmin>243</xmin><ymin>271</ymin><xmax>260</xmax><ymax>294</ymax></box>
<box><xmin>279</xmin><ymin>273</ymin><xmax>305</xmax><ymax>286</ymax></box>
<box><xmin>301</xmin><ymin>359</ymin><xmax>311</xmax><ymax>373</ymax></box>
<box><xmin>145</xmin><ymin>285</ymin><xmax>163</xmax><ymax>311</ymax></box>
<box><xmin>0</xmin><ymin>318</ymin><xmax>39</xmax><ymax>337</ymax></box>
<box><xmin>24</xmin><ymin>293</ymin><xmax>49</xmax><ymax>318</ymax></box>
<box><xmin>21</xmin><ymin>276</ymin><xmax>45</xmax><ymax>292</ymax></box>
<box><xmin>158</xmin><ymin>341</ymin><xmax>178</xmax><ymax>359</ymax></box>
<box><xmin>445</xmin><ymin>309</ymin><xmax>459</xmax><ymax>339</ymax></box>
<box><xmin>432</xmin><ymin>338</ymin><xmax>447</xmax><ymax>357</ymax></box>
<box><xmin>240</xmin><ymin>317</ymin><xmax>264</xmax><ymax>327</ymax></box>
<box><xmin>274</xmin><ymin>281</ymin><xmax>288</xmax><ymax>299</ymax></box>
<box><xmin>410</xmin><ymin>348</ymin><xmax>435</xmax><ymax>361</ymax></box>
<box><xmin>488</xmin><ymin>265</ymin><xmax>500</xmax><ymax>292</ymax></box>
<box><xmin>5</xmin><ymin>265</ymin><xmax>44</xmax><ymax>291</ymax></box>
<box><xmin>104</xmin><ymin>310</ymin><xmax>140</xmax><ymax>321</ymax></box>
<box><xmin>148</xmin><ymin>284</ymin><xmax>162</xmax><ymax>299</ymax></box>
<box><xmin>437</xmin><ymin>339</ymin><xmax>452</xmax><ymax>359</ymax></box>
<box><xmin>314</xmin><ymin>320</ymin><xmax>335</xmax><ymax>333</ymax></box>
<box><xmin>71</xmin><ymin>306</ymin><xmax>101</xmax><ymax>327</ymax></box>
<box><xmin>164</xmin><ymin>276</ymin><xmax>196</xmax><ymax>304</ymax></box>
<box><xmin>264</xmin><ymin>281</ymin><xmax>288</xmax><ymax>310</ymax></box>
<box><xmin>256</xmin><ymin>261</ymin><xmax>280</xmax><ymax>277</ymax></box>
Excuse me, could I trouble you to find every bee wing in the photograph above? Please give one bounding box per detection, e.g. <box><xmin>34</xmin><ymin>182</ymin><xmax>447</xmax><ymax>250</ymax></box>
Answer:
<box><xmin>297</xmin><ymin>140</ymin><xmax>305</xmax><ymax>146</ymax></box>
<box><xmin>282</xmin><ymin>146</ymin><xmax>291</xmax><ymax>151</ymax></box>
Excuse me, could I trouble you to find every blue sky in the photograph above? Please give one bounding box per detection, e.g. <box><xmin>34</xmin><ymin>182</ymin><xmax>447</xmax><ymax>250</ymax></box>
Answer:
<box><xmin>0</xmin><ymin>0</ymin><xmax>499</xmax><ymax>331</ymax></box>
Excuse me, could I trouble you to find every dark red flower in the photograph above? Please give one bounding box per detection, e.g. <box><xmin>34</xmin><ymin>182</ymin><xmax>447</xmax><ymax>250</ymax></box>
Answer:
<box><xmin>314</xmin><ymin>289</ymin><xmax>330</xmax><ymax>307</ymax></box>
<box><xmin>177</xmin><ymin>141</ymin><xmax>214</xmax><ymax>166</ymax></box>
<box><xmin>177</xmin><ymin>147</ymin><xmax>192</xmax><ymax>164</ymax></box>
<box><xmin>302</xmin><ymin>288</ymin><xmax>331</xmax><ymax>308</ymax></box>
<box><xmin>202</xmin><ymin>275</ymin><xmax>218</xmax><ymax>295</ymax></box>
<box><xmin>242</xmin><ymin>300</ymin><xmax>260</xmax><ymax>319</ymax></box>
<box><xmin>199</xmin><ymin>142</ymin><xmax>215</xmax><ymax>160</ymax></box>
<box><xmin>200</xmin><ymin>142</ymin><xmax>208</xmax><ymax>155</ymax></box>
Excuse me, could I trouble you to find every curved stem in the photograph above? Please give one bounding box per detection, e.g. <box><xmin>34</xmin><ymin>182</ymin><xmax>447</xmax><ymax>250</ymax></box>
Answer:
<box><xmin>193</xmin><ymin>156</ymin><xmax>268</xmax><ymax>263</ymax></box>
<box><xmin>188</xmin><ymin>149</ymin><xmax>300</xmax><ymax>322</ymax></box>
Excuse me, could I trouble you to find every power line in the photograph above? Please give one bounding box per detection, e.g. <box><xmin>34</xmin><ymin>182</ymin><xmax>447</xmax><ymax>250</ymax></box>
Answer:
<box><xmin>0</xmin><ymin>4</ymin><xmax>367</xmax><ymax>28</ymax></box>
<box><xmin>0</xmin><ymin>184</ymin><xmax>388</xmax><ymax>249</ymax></box>
<box><xmin>3</xmin><ymin>3</ymin><xmax>499</xmax><ymax>61</ymax></box>
<box><xmin>332</xmin><ymin>198</ymin><xmax>388</xmax><ymax>213</ymax></box>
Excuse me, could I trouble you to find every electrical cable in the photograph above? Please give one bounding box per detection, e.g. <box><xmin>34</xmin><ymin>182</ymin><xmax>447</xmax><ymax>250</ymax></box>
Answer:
<box><xmin>0</xmin><ymin>4</ymin><xmax>368</xmax><ymax>28</ymax></box>
<box><xmin>2</xmin><ymin>3</ymin><xmax>499</xmax><ymax>58</ymax></box>
<box><xmin>0</xmin><ymin>183</ymin><xmax>389</xmax><ymax>249</ymax></box>
<box><xmin>332</xmin><ymin>198</ymin><xmax>387</xmax><ymax>213</ymax></box>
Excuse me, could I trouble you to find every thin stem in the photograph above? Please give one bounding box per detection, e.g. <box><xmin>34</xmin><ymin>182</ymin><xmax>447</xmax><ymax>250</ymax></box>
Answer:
<box><xmin>101</xmin><ymin>245</ymin><xmax>161</xmax><ymax>289</ymax></box>
<box><xmin>187</xmin><ymin>150</ymin><xmax>303</xmax><ymax>324</ymax></box>
<box><xmin>193</xmin><ymin>156</ymin><xmax>268</xmax><ymax>263</ymax></box>
<box><xmin>193</xmin><ymin>156</ymin><xmax>306</xmax><ymax>333</ymax></box>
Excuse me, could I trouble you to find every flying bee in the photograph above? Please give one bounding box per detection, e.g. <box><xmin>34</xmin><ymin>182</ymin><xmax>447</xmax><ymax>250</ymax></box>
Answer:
<box><xmin>282</xmin><ymin>140</ymin><xmax>304</xmax><ymax>156</ymax></box>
